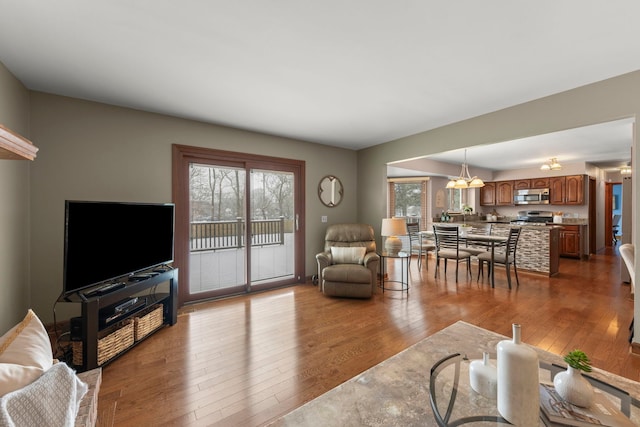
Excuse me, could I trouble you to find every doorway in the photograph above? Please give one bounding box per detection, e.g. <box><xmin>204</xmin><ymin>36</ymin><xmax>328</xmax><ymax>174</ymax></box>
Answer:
<box><xmin>604</xmin><ymin>182</ymin><xmax>622</xmax><ymax>247</ymax></box>
<box><xmin>172</xmin><ymin>145</ymin><xmax>306</xmax><ymax>305</ymax></box>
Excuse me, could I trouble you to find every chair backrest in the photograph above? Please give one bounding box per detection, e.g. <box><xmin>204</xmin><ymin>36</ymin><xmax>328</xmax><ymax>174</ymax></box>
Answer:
<box><xmin>613</xmin><ymin>214</ymin><xmax>622</xmax><ymax>227</ymax></box>
<box><xmin>407</xmin><ymin>222</ymin><xmax>420</xmax><ymax>245</ymax></box>
<box><xmin>506</xmin><ymin>227</ymin><xmax>522</xmax><ymax>257</ymax></box>
<box><xmin>433</xmin><ymin>225</ymin><xmax>460</xmax><ymax>251</ymax></box>
<box><xmin>323</xmin><ymin>223</ymin><xmax>377</xmax><ymax>254</ymax></box>
<box><xmin>407</xmin><ymin>222</ymin><xmax>420</xmax><ymax>235</ymax></box>
<box><xmin>619</xmin><ymin>243</ymin><xmax>635</xmax><ymax>286</ymax></box>
<box><xmin>470</xmin><ymin>223</ymin><xmax>492</xmax><ymax>235</ymax></box>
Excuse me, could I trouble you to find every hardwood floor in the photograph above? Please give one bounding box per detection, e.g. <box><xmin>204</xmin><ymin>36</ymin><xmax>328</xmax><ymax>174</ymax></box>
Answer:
<box><xmin>98</xmin><ymin>248</ymin><xmax>639</xmax><ymax>426</ymax></box>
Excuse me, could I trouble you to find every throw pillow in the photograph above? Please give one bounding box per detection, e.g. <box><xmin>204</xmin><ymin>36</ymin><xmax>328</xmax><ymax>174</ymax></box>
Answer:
<box><xmin>0</xmin><ymin>363</ymin><xmax>44</xmax><ymax>397</ymax></box>
<box><xmin>0</xmin><ymin>309</ymin><xmax>54</xmax><ymax>371</ymax></box>
<box><xmin>330</xmin><ymin>246</ymin><xmax>366</xmax><ymax>264</ymax></box>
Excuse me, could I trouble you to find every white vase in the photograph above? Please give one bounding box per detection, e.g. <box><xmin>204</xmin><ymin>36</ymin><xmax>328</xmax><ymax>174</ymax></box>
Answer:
<box><xmin>553</xmin><ymin>366</ymin><xmax>594</xmax><ymax>407</ymax></box>
<box><xmin>469</xmin><ymin>352</ymin><xmax>497</xmax><ymax>399</ymax></box>
<box><xmin>497</xmin><ymin>324</ymin><xmax>540</xmax><ymax>427</ymax></box>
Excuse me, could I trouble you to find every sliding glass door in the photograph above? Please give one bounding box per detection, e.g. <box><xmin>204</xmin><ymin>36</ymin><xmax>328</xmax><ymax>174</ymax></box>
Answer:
<box><xmin>173</xmin><ymin>145</ymin><xmax>305</xmax><ymax>304</ymax></box>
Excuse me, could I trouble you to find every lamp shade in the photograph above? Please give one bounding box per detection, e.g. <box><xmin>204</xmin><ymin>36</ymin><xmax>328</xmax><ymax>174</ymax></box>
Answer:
<box><xmin>381</xmin><ymin>218</ymin><xmax>407</xmax><ymax>254</ymax></box>
<box><xmin>381</xmin><ymin>218</ymin><xmax>407</xmax><ymax>237</ymax></box>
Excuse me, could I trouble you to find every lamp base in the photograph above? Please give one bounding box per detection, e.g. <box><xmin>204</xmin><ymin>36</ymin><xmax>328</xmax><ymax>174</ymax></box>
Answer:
<box><xmin>384</xmin><ymin>236</ymin><xmax>402</xmax><ymax>255</ymax></box>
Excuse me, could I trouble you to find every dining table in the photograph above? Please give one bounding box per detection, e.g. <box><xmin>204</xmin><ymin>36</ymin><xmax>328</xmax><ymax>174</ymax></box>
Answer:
<box><xmin>463</xmin><ymin>233</ymin><xmax>508</xmax><ymax>288</ymax></box>
<box><xmin>422</xmin><ymin>229</ymin><xmax>508</xmax><ymax>288</ymax></box>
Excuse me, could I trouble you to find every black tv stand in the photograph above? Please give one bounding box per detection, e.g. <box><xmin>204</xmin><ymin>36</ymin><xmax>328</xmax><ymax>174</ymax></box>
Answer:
<box><xmin>59</xmin><ymin>269</ymin><xmax>178</xmax><ymax>372</ymax></box>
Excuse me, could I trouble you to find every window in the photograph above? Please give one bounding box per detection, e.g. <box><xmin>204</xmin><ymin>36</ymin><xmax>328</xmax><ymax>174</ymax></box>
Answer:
<box><xmin>388</xmin><ymin>178</ymin><xmax>428</xmax><ymax>229</ymax></box>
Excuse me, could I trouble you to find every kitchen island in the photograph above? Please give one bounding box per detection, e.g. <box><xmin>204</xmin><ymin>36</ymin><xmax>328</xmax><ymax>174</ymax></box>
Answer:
<box><xmin>453</xmin><ymin>221</ymin><xmax>560</xmax><ymax>276</ymax></box>
<box><xmin>492</xmin><ymin>223</ymin><xmax>560</xmax><ymax>276</ymax></box>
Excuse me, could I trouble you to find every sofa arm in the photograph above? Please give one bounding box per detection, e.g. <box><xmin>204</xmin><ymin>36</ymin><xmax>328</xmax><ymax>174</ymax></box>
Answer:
<box><xmin>363</xmin><ymin>252</ymin><xmax>380</xmax><ymax>282</ymax></box>
<box><xmin>316</xmin><ymin>252</ymin><xmax>332</xmax><ymax>288</ymax></box>
<box><xmin>363</xmin><ymin>251</ymin><xmax>380</xmax><ymax>268</ymax></box>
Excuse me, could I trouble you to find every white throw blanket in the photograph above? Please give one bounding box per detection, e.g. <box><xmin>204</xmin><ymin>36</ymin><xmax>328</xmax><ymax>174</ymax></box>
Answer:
<box><xmin>0</xmin><ymin>362</ymin><xmax>87</xmax><ymax>427</ymax></box>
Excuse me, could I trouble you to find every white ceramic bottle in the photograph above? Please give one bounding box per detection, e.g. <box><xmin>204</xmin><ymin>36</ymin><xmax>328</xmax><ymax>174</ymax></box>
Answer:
<box><xmin>553</xmin><ymin>365</ymin><xmax>594</xmax><ymax>407</ymax></box>
<box><xmin>497</xmin><ymin>323</ymin><xmax>540</xmax><ymax>426</ymax></box>
<box><xmin>469</xmin><ymin>351</ymin><xmax>497</xmax><ymax>398</ymax></box>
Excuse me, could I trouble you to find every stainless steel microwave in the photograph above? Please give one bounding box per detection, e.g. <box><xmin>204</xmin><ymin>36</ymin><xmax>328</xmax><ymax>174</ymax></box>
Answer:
<box><xmin>513</xmin><ymin>188</ymin><xmax>550</xmax><ymax>205</ymax></box>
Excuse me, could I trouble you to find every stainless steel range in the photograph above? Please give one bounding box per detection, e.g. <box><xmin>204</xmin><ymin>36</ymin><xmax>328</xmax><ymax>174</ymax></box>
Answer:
<box><xmin>511</xmin><ymin>210</ymin><xmax>554</xmax><ymax>225</ymax></box>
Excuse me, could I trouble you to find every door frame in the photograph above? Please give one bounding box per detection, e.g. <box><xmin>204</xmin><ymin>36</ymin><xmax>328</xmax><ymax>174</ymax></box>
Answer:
<box><xmin>172</xmin><ymin>144</ymin><xmax>306</xmax><ymax>306</ymax></box>
<box><xmin>604</xmin><ymin>181</ymin><xmax>620</xmax><ymax>248</ymax></box>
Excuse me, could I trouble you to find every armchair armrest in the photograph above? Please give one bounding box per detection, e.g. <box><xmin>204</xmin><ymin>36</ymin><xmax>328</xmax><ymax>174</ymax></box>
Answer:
<box><xmin>363</xmin><ymin>251</ymin><xmax>380</xmax><ymax>267</ymax></box>
<box><xmin>315</xmin><ymin>251</ymin><xmax>332</xmax><ymax>291</ymax></box>
<box><xmin>316</xmin><ymin>251</ymin><xmax>332</xmax><ymax>268</ymax></box>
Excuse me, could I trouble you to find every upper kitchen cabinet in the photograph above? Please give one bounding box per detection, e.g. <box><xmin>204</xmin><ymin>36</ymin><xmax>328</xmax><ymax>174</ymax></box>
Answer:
<box><xmin>480</xmin><ymin>180</ymin><xmax>519</xmax><ymax>206</ymax></box>
<box><xmin>0</xmin><ymin>124</ymin><xmax>39</xmax><ymax>160</ymax></box>
<box><xmin>531</xmin><ymin>178</ymin><xmax>550</xmax><ymax>189</ymax></box>
<box><xmin>480</xmin><ymin>182</ymin><xmax>496</xmax><ymax>206</ymax></box>
<box><xmin>549</xmin><ymin>175</ymin><xmax>584</xmax><ymax>205</ymax></box>
<box><xmin>564</xmin><ymin>175</ymin><xmax>584</xmax><ymax>205</ymax></box>
<box><xmin>514</xmin><ymin>179</ymin><xmax>530</xmax><ymax>189</ymax></box>
<box><xmin>549</xmin><ymin>176</ymin><xmax>565</xmax><ymax>204</ymax></box>
<box><xmin>495</xmin><ymin>181</ymin><xmax>514</xmax><ymax>205</ymax></box>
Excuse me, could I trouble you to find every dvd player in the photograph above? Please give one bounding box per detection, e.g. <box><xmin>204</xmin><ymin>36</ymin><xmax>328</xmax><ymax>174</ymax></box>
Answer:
<box><xmin>99</xmin><ymin>296</ymin><xmax>147</xmax><ymax>328</ymax></box>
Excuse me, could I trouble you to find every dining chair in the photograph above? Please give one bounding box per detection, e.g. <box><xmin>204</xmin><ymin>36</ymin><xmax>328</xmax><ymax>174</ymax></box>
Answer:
<box><xmin>407</xmin><ymin>223</ymin><xmax>435</xmax><ymax>270</ymax></box>
<box><xmin>462</xmin><ymin>223</ymin><xmax>493</xmax><ymax>256</ymax></box>
<box><xmin>477</xmin><ymin>227</ymin><xmax>521</xmax><ymax>288</ymax></box>
<box><xmin>433</xmin><ymin>224</ymin><xmax>472</xmax><ymax>282</ymax></box>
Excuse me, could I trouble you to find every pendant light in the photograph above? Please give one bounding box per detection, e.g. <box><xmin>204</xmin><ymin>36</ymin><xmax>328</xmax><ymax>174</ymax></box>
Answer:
<box><xmin>540</xmin><ymin>157</ymin><xmax>562</xmax><ymax>171</ymax></box>
<box><xmin>447</xmin><ymin>149</ymin><xmax>485</xmax><ymax>189</ymax></box>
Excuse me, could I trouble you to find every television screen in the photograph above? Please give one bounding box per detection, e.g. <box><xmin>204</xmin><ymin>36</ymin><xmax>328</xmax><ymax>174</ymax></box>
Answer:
<box><xmin>63</xmin><ymin>201</ymin><xmax>175</xmax><ymax>295</ymax></box>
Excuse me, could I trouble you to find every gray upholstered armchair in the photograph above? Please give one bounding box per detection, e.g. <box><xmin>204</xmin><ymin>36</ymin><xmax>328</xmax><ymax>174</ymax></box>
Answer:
<box><xmin>316</xmin><ymin>223</ymin><xmax>380</xmax><ymax>298</ymax></box>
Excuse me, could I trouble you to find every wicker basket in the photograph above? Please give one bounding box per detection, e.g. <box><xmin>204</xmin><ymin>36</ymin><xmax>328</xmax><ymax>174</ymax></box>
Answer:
<box><xmin>72</xmin><ymin>319</ymin><xmax>135</xmax><ymax>367</ymax></box>
<box><xmin>134</xmin><ymin>304</ymin><xmax>164</xmax><ymax>341</ymax></box>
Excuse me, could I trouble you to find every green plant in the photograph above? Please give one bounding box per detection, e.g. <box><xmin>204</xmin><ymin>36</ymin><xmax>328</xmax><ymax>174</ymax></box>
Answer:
<box><xmin>564</xmin><ymin>349</ymin><xmax>592</xmax><ymax>372</ymax></box>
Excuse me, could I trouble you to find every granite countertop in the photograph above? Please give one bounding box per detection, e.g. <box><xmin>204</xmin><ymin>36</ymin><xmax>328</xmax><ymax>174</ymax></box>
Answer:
<box><xmin>271</xmin><ymin>321</ymin><xmax>639</xmax><ymax>426</ymax></box>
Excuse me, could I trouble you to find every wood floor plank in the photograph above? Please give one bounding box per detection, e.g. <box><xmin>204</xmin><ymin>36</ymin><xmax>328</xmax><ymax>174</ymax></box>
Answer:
<box><xmin>97</xmin><ymin>247</ymin><xmax>638</xmax><ymax>426</ymax></box>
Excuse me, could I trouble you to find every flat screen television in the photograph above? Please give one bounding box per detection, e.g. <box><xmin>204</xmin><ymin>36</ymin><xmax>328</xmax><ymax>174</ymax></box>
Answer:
<box><xmin>63</xmin><ymin>200</ymin><xmax>175</xmax><ymax>296</ymax></box>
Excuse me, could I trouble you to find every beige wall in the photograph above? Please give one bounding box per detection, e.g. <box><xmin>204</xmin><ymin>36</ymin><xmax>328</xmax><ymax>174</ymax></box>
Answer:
<box><xmin>0</xmin><ymin>62</ymin><xmax>31</xmax><ymax>331</ymax></box>
<box><xmin>28</xmin><ymin>92</ymin><xmax>359</xmax><ymax>323</ymax></box>
<box><xmin>358</xmin><ymin>70</ymin><xmax>640</xmax><ymax>341</ymax></box>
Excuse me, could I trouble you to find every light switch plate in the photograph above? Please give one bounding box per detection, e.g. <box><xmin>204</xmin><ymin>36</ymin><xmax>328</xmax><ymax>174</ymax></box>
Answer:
<box><xmin>321</xmin><ymin>215</ymin><xmax>328</xmax><ymax>223</ymax></box>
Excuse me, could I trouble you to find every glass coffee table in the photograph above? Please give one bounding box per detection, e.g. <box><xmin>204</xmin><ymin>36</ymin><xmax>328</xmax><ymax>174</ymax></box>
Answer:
<box><xmin>429</xmin><ymin>353</ymin><xmax>637</xmax><ymax>426</ymax></box>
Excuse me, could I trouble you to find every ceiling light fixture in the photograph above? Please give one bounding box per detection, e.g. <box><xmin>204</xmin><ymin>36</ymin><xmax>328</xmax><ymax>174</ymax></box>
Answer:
<box><xmin>446</xmin><ymin>149</ymin><xmax>484</xmax><ymax>189</ymax></box>
<box><xmin>540</xmin><ymin>157</ymin><xmax>562</xmax><ymax>171</ymax></box>
<box><xmin>620</xmin><ymin>165</ymin><xmax>632</xmax><ymax>175</ymax></box>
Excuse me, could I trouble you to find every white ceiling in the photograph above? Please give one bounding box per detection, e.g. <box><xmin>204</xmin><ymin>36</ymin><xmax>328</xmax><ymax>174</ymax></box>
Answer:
<box><xmin>1</xmin><ymin>1</ymin><xmax>639</xmax><ymax>168</ymax></box>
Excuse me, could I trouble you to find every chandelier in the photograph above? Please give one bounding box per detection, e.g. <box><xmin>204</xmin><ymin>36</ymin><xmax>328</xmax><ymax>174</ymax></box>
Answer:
<box><xmin>540</xmin><ymin>157</ymin><xmax>562</xmax><ymax>171</ymax></box>
<box><xmin>620</xmin><ymin>165</ymin><xmax>632</xmax><ymax>175</ymax></box>
<box><xmin>446</xmin><ymin>149</ymin><xmax>484</xmax><ymax>189</ymax></box>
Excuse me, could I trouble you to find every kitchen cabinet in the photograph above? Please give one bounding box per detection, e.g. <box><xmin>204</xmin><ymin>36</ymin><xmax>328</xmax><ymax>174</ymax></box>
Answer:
<box><xmin>564</xmin><ymin>175</ymin><xmax>584</xmax><ymax>204</ymax></box>
<box><xmin>559</xmin><ymin>225</ymin><xmax>581</xmax><ymax>258</ymax></box>
<box><xmin>480</xmin><ymin>180</ymin><xmax>515</xmax><ymax>206</ymax></box>
<box><xmin>514</xmin><ymin>179</ymin><xmax>530</xmax><ymax>189</ymax></box>
<box><xmin>549</xmin><ymin>175</ymin><xmax>584</xmax><ymax>205</ymax></box>
<box><xmin>549</xmin><ymin>176</ymin><xmax>565</xmax><ymax>204</ymax></box>
<box><xmin>495</xmin><ymin>181</ymin><xmax>514</xmax><ymax>205</ymax></box>
<box><xmin>531</xmin><ymin>178</ymin><xmax>550</xmax><ymax>189</ymax></box>
<box><xmin>480</xmin><ymin>182</ymin><xmax>496</xmax><ymax>206</ymax></box>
